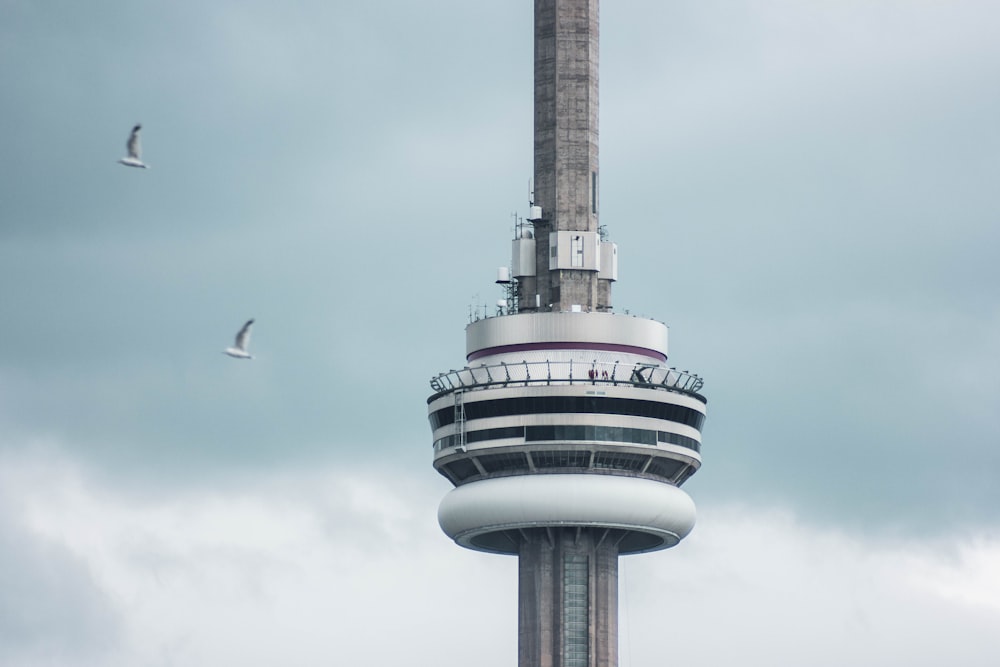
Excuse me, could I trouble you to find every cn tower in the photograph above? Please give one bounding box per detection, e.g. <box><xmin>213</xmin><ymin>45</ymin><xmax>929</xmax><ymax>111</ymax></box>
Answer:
<box><xmin>426</xmin><ymin>1</ymin><xmax>707</xmax><ymax>666</ymax></box>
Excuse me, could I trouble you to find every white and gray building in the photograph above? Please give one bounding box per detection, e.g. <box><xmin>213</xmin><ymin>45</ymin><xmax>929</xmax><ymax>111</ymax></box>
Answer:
<box><xmin>426</xmin><ymin>2</ymin><xmax>708</xmax><ymax>666</ymax></box>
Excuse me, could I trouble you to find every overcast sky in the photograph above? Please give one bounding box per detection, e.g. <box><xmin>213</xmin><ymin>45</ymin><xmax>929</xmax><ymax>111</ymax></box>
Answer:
<box><xmin>1</xmin><ymin>0</ymin><xmax>998</xmax><ymax>665</ymax></box>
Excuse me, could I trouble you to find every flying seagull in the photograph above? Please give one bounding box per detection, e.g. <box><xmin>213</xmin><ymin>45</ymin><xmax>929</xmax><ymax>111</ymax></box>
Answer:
<box><xmin>118</xmin><ymin>124</ymin><xmax>148</xmax><ymax>168</ymax></box>
<box><xmin>224</xmin><ymin>319</ymin><xmax>254</xmax><ymax>359</ymax></box>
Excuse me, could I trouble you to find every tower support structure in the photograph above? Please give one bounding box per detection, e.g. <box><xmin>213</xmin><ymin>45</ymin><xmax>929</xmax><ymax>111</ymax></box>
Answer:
<box><xmin>426</xmin><ymin>2</ymin><xmax>708</xmax><ymax>666</ymax></box>
<box><xmin>519</xmin><ymin>528</ymin><xmax>618</xmax><ymax>667</ymax></box>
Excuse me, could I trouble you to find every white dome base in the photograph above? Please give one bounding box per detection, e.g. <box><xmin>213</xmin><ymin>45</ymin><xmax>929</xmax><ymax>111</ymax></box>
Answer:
<box><xmin>438</xmin><ymin>474</ymin><xmax>696</xmax><ymax>555</ymax></box>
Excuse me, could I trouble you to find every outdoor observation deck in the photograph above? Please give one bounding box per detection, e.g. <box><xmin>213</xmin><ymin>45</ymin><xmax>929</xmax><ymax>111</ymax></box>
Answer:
<box><xmin>426</xmin><ymin>311</ymin><xmax>707</xmax><ymax>496</ymax></box>
<box><xmin>428</xmin><ymin>359</ymin><xmax>705</xmax><ymax>403</ymax></box>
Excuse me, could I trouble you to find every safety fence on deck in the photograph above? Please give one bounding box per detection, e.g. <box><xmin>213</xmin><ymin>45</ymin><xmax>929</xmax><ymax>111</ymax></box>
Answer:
<box><xmin>429</xmin><ymin>359</ymin><xmax>704</xmax><ymax>399</ymax></box>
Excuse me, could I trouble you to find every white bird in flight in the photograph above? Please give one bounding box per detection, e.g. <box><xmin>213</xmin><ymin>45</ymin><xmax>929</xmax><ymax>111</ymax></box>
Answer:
<box><xmin>118</xmin><ymin>124</ymin><xmax>148</xmax><ymax>168</ymax></box>
<box><xmin>224</xmin><ymin>319</ymin><xmax>254</xmax><ymax>359</ymax></box>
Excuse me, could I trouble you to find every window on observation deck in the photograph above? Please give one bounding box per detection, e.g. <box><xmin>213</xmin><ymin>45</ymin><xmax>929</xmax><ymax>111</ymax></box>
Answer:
<box><xmin>592</xmin><ymin>451</ymin><xmax>648</xmax><ymax>472</ymax></box>
<box><xmin>430</xmin><ymin>396</ymin><xmax>706</xmax><ymax>431</ymax></box>
<box><xmin>647</xmin><ymin>458</ymin><xmax>686</xmax><ymax>480</ymax></box>
<box><xmin>442</xmin><ymin>458</ymin><xmax>479</xmax><ymax>482</ymax></box>
<box><xmin>478</xmin><ymin>451</ymin><xmax>529</xmax><ymax>474</ymax></box>
<box><xmin>532</xmin><ymin>450</ymin><xmax>591</xmax><ymax>468</ymax></box>
<box><xmin>522</xmin><ymin>425</ymin><xmax>697</xmax><ymax>450</ymax></box>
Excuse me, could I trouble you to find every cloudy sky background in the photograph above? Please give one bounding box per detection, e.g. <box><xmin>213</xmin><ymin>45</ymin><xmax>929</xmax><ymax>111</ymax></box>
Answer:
<box><xmin>2</xmin><ymin>0</ymin><xmax>999</xmax><ymax>665</ymax></box>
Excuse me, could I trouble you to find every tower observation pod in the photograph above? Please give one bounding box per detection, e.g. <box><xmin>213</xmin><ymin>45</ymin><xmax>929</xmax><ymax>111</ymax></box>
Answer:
<box><xmin>426</xmin><ymin>2</ymin><xmax>707</xmax><ymax>666</ymax></box>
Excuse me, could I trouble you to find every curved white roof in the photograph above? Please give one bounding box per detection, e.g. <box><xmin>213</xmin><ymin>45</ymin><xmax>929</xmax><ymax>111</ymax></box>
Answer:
<box><xmin>466</xmin><ymin>312</ymin><xmax>669</xmax><ymax>362</ymax></box>
<box><xmin>438</xmin><ymin>474</ymin><xmax>696</xmax><ymax>554</ymax></box>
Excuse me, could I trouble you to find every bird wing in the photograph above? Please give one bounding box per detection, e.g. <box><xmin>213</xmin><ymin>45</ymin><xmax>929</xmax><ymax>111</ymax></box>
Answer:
<box><xmin>126</xmin><ymin>124</ymin><xmax>142</xmax><ymax>159</ymax></box>
<box><xmin>234</xmin><ymin>319</ymin><xmax>254</xmax><ymax>351</ymax></box>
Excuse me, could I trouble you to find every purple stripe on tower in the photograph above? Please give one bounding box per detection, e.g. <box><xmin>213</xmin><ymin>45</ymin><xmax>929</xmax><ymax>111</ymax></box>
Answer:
<box><xmin>467</xmin><ymin>342</ymin><xmax>667</xmax><ymax>363</ymax></box>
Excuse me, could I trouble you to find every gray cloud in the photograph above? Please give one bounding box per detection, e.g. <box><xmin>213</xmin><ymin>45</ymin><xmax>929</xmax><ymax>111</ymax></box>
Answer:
<box><xmin>0</xmin><ymin>494</ymin><xmax>119</xmax><ymax>665</ymax></box>
<box><xmin>0</xmin><ymin>450</ymin><xmax>997</xmax><ymax>666</ymax></box>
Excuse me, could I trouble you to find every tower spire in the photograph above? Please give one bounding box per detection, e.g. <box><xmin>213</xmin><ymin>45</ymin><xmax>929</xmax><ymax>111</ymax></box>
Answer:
<box><xmin>529</xmin><ymin>0</ymin><xmax>606</xmax><ymax>313</ymax></box>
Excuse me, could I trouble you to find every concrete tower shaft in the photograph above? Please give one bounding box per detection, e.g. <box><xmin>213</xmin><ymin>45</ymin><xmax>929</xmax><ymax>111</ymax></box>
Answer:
<box><xmin>530</xmin><ymin>0</ymin><xmax>608</xmax><ymax>313</ymax></box>
<box><xmin>519</xmin><ymin>529</ymin><xmax>618</xmax><ymax>667</ymax></box>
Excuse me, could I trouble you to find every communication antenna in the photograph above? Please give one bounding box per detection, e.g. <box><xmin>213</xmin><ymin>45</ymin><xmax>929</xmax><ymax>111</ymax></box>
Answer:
<box><xmin>468</xmin><ymin>294</ymin><xmax>486</xmax><ymax>323</ymax></box>
<box><xmin>496</xmin><ymin>266</ymin><xmax>517</xmax><ymax>315</ymax></box>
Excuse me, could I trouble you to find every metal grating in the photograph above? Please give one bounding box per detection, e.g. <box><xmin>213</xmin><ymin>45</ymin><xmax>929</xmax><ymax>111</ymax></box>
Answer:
<box><xmin>592</xmin><ymin>450</ymin><xmax>648</xmax><ymax>472</ymax></box>
<box><xmin>531</xmin><ymin>450</ymin><xmax>591</xmax><ymax>469</ymax></box>
<box><xmin>444</xmin><ymin>458</ymin><xmax>480</xmax><ymax>482</ymax></box>
<box><xmin>478</xmin><ymin>452</ymin><xmax>530</xmax><ymax>474</ymax></box>
<box><xmin>563</xmin><ymin>554</ymin><xmax>589</xmax><ymax>667</ymax></box>
<box><xmin>646</xmin><ymin>457</ymin><xmax>685</xmax><ymax>481</ymax></box>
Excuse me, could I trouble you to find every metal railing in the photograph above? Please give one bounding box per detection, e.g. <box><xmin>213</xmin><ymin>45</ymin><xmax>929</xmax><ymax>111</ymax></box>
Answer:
<box><xmin>429</xmin><ymin>359</ymin><xmax>704</xmax><ymax>399</ymax></box>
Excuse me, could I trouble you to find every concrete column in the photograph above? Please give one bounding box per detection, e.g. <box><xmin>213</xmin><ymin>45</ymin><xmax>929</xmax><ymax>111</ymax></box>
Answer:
<box><xmin>533</xmin><ymin>0</ymin><xmax>605</xmax><ymax>312</ymax></box>
<box><xmin>518</xmin><ymin>528</ymin><xmax>620</xmax><ymax>667</ymax></box>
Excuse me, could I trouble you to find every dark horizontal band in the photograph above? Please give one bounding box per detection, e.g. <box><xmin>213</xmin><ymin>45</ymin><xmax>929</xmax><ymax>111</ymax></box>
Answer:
<box><xmin>429</xmin><ymin>395</ymin><xmax>705</xmax><ymax>431</ymax></box>
<box><xmin>433</xmin><ymin>425</ymin><xmax>700</xmax><ymax>453</ymax></box>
